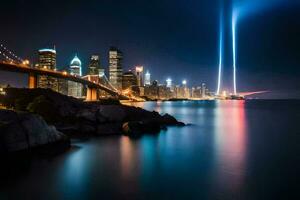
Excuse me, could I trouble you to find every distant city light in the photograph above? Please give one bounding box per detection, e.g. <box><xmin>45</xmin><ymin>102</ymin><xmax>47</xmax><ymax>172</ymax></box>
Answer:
<box><xmin>99</xmin><ymin>72</ymin><xmax>105</xmax><ymax>77</ymax></box>
<box><xmin>0</xmin><ymin>87</ymin><xmax>6</xmax><ymax>95</ymax></box>
<box><xmin>182</xmin><ymin>80</ymin><xmax>187</xmax><ymax>85</ymax></box>
<box><xmin>145</xmin><ymin>70</ymin><xmax>151</xmax><ymax>86</ymax></box>
<box><xmin>135</xmin><ymin>66</ymin><xmax>143</xmax><ymax>73</ymax></box>
<box><xmin>166</xmin><ymin>78</ymin><xmax>172</xmax><ymax>88</ymax></box>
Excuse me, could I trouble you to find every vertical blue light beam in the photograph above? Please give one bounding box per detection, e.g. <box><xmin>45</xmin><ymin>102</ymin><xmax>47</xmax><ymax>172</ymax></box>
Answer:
<box><xmin>232</xmin><ymin>12</ymin><xmax>237</xmax><ymax>95</ymax></box>
<box><xmin>216</xmin><ymin>9</ymin><xmax>224</xmax><ymax>95</ymax></box>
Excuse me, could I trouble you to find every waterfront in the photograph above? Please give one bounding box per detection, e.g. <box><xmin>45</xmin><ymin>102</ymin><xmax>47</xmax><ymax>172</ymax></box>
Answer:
<box><xmin>1</xmin><ymin>100</ymin><xmax>299</xmax><ymax>199</ymax></box>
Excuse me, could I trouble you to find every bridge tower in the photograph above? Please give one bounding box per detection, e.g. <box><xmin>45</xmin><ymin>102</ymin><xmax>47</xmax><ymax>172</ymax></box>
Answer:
<box><xmin>86</xmin><ymin>87</ymin><xmax>98</xmax><ymax>101</ymax></box>
<box><xmin>28</xmin><ymin>73</ymin><xmax>37</xmax><ymax>89</ymax></box>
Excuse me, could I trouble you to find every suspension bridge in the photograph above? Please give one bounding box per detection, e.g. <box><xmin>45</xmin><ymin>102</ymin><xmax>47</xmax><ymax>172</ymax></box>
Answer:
<box><xmin>0</xmin><ymin>43</ymin><xmax>129</xmax><ymax>101</ymax></box>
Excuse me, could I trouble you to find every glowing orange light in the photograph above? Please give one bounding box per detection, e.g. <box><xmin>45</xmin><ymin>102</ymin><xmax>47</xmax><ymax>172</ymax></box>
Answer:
<box><xmin>135</xmin><ymin>66</ymin><xmax>143</xmax><ymax>73</ymax></box>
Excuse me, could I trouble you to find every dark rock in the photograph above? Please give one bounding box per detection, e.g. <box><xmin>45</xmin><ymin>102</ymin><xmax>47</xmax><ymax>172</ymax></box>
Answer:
<box><xmin>2</xmin><ymin>88</ymin><xmax>185</xmax><ymax>136</ymax></box>
<box><xmin>161</xmin><ymin>113</ymin><xmax>179</xmax><ymax>125</ymax></box>
<box><xmin>99</xmin><ymin>106</ymin><xmax>127</xmax><ymax>122</ymax></box>
<box><xmin>76</xmin><ymin>109</ymin><xmax>97</xmax><ymax>122</ymax></box>
<box><xmin>97</xmin><ymin>123</ymin><xmax>122</xmax><ymax>135</ymax></box>
<box><xmin>122</xmin><ymin>120</ymin><xmax>161</xmax><ymax>135</ymax></box>
<box><xmin>0</xmin><ymin>109</ymin><xmax>70</xmax><ymax>154</ymax></box>
<box><xmin>95</xmin><ymin>110</ymin><xmax>108</xmax><ymax>123</ymax></box>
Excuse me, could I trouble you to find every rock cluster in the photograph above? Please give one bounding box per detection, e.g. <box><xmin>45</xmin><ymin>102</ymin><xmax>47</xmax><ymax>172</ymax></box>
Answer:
<box><xmin>0</xmin><ymin>109</ymin><xmax>70</xmax><ymax>154</ymax></box>
<box><xmin>58</xmin><ymin>105</ymin><xmax>185</xmax><ymax>136</ymax></box>
<box><xmin>1</xmin><ymin>88</ymin><xmax>185</xmax><ymax>137</ymax></box>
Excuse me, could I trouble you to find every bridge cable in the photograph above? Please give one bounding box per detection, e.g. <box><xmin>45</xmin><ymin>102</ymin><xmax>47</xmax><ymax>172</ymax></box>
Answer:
<box><xmin>0</xmin><ymin>43</ymin><xmax>24</xmax><ymax>63</ymax></box>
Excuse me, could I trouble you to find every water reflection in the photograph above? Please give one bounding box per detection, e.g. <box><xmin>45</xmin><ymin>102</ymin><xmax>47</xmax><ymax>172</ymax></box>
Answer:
<box><xmin>3</xmin><ymin>100</ymin><xmax>296</xmax><ymax>199</ymax></box>
<box><xmin>120</xmin><ymin>137</ymin><xmax>135</xmax><ymax>178</ymax></box>
<box><xmin>56</xmin><ymin>145</ymin><xmax>93</xmax><ymax>198</ymax></box>
<box><xmin>214</xmin><ymin>101</ymin><xmax>247</xmax><ymax>193</ymax></box>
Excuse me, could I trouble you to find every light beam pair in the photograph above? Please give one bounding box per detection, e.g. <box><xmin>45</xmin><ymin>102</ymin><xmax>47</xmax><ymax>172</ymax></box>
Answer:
<box><xmin>216</xmin><ymin>9</ymin><xmax>238</xmax><ymax>95</ymax></box>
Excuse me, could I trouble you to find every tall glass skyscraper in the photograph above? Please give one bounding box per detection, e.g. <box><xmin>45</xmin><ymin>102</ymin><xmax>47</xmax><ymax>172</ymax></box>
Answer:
<box><xmin>37</xmin><ymin>48</ymin><xmax>58</xmax><ymax>91</ymax></box>
<box><xmin>109</xmin><ymin>47</ymin><xmax>123</xmax><ymax>90</ymax></box>
<box><xmin>68</xmin><ymin>55</ymin><xmax>82</xmax><ymax>98</ymax></box>
<box><xmin>88</xmin><ymin>55</ymin><xmax>99</xmax><ymax>75</ymax></box>
<box><xmin>135</xmin><ymin>66</ymin><xmax>144</xmax><ymax>87</ymax></box>
<box><xmin>144</xmin><ymin>70</ymin><xmax>151</xmax><ymax>86</ymax></box>
<box><xmin>38</xmin><ymin>49</ymin><xmax>56</xmax><ymax>69</ymax></box>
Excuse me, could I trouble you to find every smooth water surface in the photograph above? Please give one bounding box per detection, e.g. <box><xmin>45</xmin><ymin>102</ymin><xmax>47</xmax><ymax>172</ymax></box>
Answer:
<box><xmin>1</xmin><ymin>100</ymin><xmax>300</xmax><ymax>199</ymax></box>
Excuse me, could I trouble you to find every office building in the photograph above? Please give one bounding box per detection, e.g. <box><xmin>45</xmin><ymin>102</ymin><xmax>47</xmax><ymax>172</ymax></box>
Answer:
<box><xmin>88</xmin><ymin>55</ymin><xmax>100</xmax><ymax>75</ymax></box>
<box><xmin>109</xmin><ymin>47</ymin><xmax>123</xmax><ymax>90</ymax></box>
<box><xmin>191</xmin><ymin>86</ymin><xmax>202</xmax><ymax>98</ymax></box>
<box><xmin>144</xmin><ymin>80</ymin><xmax>159</xmax><ymax>99</ymax></box>
<box><xmin>68</xmin><ymin>55</ymin><xmax>82</xmax><ymax>98</ymax></box>
<box><xmin>135</xmin><ymin>66</ymin><xmax>144</xmax><ymax>87</ymax></box>
<box><xmin>201</xmin><ymin>83</ymin><xmax>206</xmax><ymax>98</ymax></box>
<box><xmin>144</xmin><ymin>70</ymin><xmax>151</xmax><ymax>86</ymax></box>
<box><xmin>166</xmin><ymin>78</ymin><xmax>172</xmax><ymax>88</ymax></box>
<box><xmin>36</xmin><ymin>48</ymin><xmax>58</xmax><ymax>91</ymax></box>
<box><xmin>122</xmin><ymin>71</ymin><xmax>137</xmax><ymax>90</ymax></box>
<box><xmin>37</xmin><ymin>48</ymin><xmax>56</xmax><ymax>70</ymax></box>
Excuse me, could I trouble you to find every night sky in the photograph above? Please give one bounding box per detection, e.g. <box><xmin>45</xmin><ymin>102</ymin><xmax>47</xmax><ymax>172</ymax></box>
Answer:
<box><xmin>0</xmin><ymin>0</ymin><xmax>300</xmax><ymax>98</ymax></box>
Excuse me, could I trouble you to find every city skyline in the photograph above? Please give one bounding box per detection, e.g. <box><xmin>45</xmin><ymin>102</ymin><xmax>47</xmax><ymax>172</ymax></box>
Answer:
<box><xmin>0</xmin><ymin>44</ymin><xmax>212</xmax><ymax>89</ymax></box>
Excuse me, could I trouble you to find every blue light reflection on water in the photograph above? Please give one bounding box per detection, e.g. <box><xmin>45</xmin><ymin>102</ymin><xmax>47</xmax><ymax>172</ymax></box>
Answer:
<box><xmin>1</xmin><ymin>100</ymin><xmax>300</xmax><ymax>199</ymax></box>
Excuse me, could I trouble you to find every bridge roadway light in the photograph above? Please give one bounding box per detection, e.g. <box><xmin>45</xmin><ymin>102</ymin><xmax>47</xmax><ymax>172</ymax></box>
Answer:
<box><xmin>22</xmin><ymin>60</ymin><xmax>30</xmax><ymax>65</ymax></box>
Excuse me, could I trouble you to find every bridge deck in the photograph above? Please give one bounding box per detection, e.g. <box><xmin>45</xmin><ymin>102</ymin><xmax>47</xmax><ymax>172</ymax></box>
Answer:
<box><xmin>0</xmin><ymin>62</ymin><xmax>122</xmax><ymax>97</ymax></box>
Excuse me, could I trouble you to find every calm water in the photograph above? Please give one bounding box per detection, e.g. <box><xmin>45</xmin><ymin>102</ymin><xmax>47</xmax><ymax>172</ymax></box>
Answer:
<box><xmin>1</xmin><ymin>100</ymin><xmax>300</xmax><ymax>200</ymax></box>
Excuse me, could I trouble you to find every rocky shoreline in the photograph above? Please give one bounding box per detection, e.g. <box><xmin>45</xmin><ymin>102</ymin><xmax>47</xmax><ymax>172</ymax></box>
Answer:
<box><xmin>0</xmin><ymin>109</ymin><xmax>70</xmax><ymax>155</ymax></box>
<box><xmin>0</xmin><ymin>88</ymin><xmax>185</xmax><ymax>155</ymax></box>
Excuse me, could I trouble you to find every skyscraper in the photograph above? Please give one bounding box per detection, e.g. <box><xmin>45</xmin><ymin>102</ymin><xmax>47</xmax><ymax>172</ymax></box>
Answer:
<box><xmin>201</xmin><ymin>83</ymin><xmax>206</xmax><ymax>98</ymax></box>
<box><xmin>144</xmin><ymin>70</ymin><xmax>151</xmax><ymax>86</ymax></box>
<box><xmin>135</xmin><ymin>66</ymin><xmax>144</xmax><ymax>87</ymax></box>
<box><xmin>83</xmin><ymin>54</ymin><xmax>105</xmax><ymax>87</ymax></box>
<box><xmin>109</xmin><ymin>47</ymin><xmax>123</xmax><ymax>90</ymax></box>
<box><xmin>122</xmin><ymin>71</ymin><xmax>137</xmax><ymax>90</ymax></box>
<box><xmin>88</xmin><ymin>55</ymin><xmax>100</xmax><ymax>75</ymax></box>
<box><xmin>166</xmin><ymin>78</ymin><xmax>172</xmax><ymax>88</ymax></box>
<box><xmin>37</xmin><ymin>48</ymin><xmax>56</xmax><ymax>70</ymax></box>
<box><xmin>36</xmin><ymin>48</ymin><xmax>58</xmax><ymax>91</ymax></box>
<box><xmin>88</xmin><ymin>55</ymin><xmax>104</xmax><ymax>76</ymax></box>
<box><xmin>68</xmin><ymin>55</ymin><xmax>82</xmax><ymax>98</ymax></box>
<box><xmin>69</xmin><ymin>55</ymin><xmax>82</xmax><ymax>76</ymax></box>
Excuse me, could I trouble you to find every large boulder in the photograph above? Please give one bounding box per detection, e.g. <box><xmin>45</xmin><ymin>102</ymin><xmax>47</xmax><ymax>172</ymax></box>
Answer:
<box><xmin>99</xmin><ymin>106</ymin><xmax>127</xmax><ymax>122</ymax></box>
<box><xmin>122</xmin><ymin>120</ymin><xmax>161</xmax><ymax>135</ymax></box>
<box><xmin>160</xmin><ymin>114</ymin><xmax>185</xmax><ymax>126</ymax></box>
<box><xmin>97</xmin><ymin>123</ymin><xmax>122</xmax><ymax>135</ymax></box>
<box><xmin>76</xmin><ymin>109</ymin><xmax>97</xmax><ymax>122</ymax></box>
<box><xmin>0</xmin><ymin>110</ymin><xmax>70</xmax><ymax>153</ymax></box>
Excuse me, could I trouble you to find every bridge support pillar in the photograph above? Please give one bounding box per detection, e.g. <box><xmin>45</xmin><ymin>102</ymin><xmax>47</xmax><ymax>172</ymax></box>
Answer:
<box><xmin>28</xmin><ymin>73</ymin><xmax>37</xmax><ymax>89</ymax></box>
<box><xmin>86</xmin><ymin>87</ymin><xmax>98</xmax><ymax>101</ymax></box>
